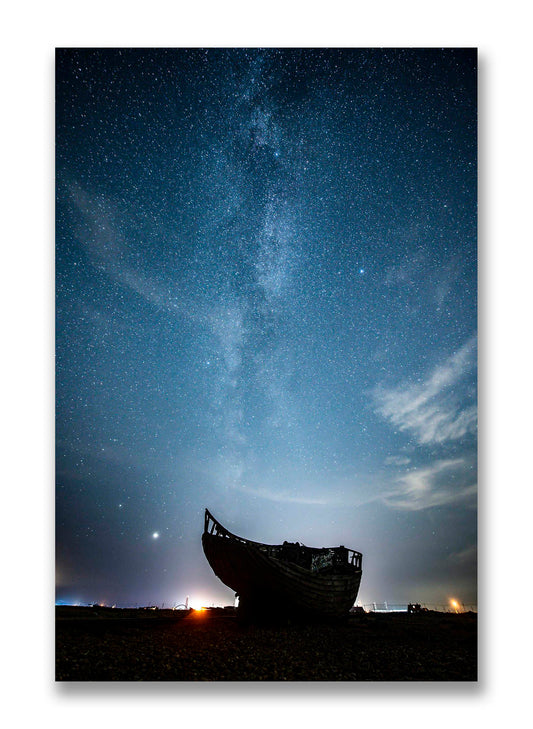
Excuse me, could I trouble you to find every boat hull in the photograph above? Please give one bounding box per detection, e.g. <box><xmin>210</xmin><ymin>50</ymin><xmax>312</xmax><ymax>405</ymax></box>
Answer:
<box><xmin>202</xmin><ymin>530</ymin><xmax>362</xmax><ymax>619</ymax></box>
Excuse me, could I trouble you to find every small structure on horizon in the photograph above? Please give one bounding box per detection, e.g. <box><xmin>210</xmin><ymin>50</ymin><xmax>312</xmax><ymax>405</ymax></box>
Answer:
<box><xmin>408</xmin><ymin>603</ymin><xmax>428</xmax><ymax>614</ymax></box>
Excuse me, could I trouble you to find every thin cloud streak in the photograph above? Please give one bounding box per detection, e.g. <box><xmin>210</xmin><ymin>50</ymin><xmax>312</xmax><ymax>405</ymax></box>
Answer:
<box><xmin>382</xmin><ymin>457</ymin><xmax>477</xmax><ymax>511</ymax></box>
<box><xmin>70</xmin><ymin>184</ymin><xmax>194</xmax><ymax>318</ymax></box>
<box><xmin>234</xmin><ymin>485</ymin><xmax>329</xmax><ymax>505</ymax></box>
<box><xmin>448</xmin><ymin>544</ymin><xmax>477</xmax><ymax>564</ymax></box>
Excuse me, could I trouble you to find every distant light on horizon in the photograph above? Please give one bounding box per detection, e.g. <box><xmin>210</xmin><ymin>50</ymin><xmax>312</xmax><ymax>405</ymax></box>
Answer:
<box><xmin>188</xmin><ymin>597</ymin><xmax>210</xmax><ymax>610</ymax></box>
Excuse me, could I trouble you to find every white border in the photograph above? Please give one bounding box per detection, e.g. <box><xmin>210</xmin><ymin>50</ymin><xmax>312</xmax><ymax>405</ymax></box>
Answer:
<box><xmin>3</xmin><ymin>1</ymin><xmax>531</xmax><ymax>724</ymax></box>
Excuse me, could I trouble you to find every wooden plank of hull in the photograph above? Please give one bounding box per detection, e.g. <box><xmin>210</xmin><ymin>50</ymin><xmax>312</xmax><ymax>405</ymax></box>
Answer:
<box><xmin>202</xmin><ymin>533</ymin><xmax>362</xmax><ymax>618</ymax></box>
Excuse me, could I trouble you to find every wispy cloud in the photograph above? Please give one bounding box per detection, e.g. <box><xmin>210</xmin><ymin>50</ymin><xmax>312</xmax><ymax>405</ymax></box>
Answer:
<box><xmin>384</xmin><ymin>455</ymin><xmax>411</xmax><ymax>466</ymax></box>
<box><xmin>70</xmin><ymin>184</ymin><xmax>193</xmax><ymax>317</ymax></box>
<box><xmin>382</xmin><ymin>457</ymin><xmax>477</xmax><ymax>511</ymax></box>
<box><xmin>448</xmin><ymin>544</ymin><xmax>477</xmax><ymax>565</ymax></box>
<box><xmin>373</xmin><ymin>336</ymin><xmax>477</xmax><ymax>445</ymax></box>
<box><xmin>233</xmin><ymin>484</ymin><xmax>329</xmax><ymax>505</ymax></box>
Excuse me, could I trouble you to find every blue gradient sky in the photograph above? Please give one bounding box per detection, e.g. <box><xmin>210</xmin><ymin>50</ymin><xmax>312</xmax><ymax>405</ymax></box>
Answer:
<box><xmin>56</xmin><ymin>48</ymin><xmax>477</xmax><ymax>608</ymax></box>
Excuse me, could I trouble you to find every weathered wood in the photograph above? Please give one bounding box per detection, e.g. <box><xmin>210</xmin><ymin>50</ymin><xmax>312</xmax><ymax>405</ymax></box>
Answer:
<box><xmin>202</xmin><ymin>509</ymin><xmax>362</xmax><ymax>620</ymax></box>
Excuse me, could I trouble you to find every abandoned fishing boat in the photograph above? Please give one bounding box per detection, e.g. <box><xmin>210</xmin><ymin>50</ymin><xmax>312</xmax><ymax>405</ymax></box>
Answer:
<box><xmin>202</xmin><ymin>509</ymin><xmax>362</xmax><ymax>619</ymax></box>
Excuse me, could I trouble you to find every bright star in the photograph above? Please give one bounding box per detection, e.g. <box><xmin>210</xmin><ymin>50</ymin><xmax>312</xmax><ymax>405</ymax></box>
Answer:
<box><xmin>152</xmin><ymin>532</ymin><xmax>159</xmax><ymax>539</ymax></box>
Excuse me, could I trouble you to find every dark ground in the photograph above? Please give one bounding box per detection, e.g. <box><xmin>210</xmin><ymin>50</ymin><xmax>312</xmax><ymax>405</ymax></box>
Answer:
<box><xmin>55</xmin><ymin>606</ymin><xmax>477</xmax><ymax>681</ymax></box>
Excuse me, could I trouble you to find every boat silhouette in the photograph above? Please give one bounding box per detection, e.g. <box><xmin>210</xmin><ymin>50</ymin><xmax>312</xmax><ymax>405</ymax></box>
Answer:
<box><xmin>202</xmin><ymin>508</ymin><xmax>362</xmax><ymax>620</ymax></box>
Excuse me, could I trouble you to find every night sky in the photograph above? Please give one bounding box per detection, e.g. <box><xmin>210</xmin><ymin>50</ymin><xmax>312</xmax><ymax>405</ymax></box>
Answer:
<box><xmin>55</xmin><ymin>48</ymin><xmax>477</xmax><ymax>610</ymax></box>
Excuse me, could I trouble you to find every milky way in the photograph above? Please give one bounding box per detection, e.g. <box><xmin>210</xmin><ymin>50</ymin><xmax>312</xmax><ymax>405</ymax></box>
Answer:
<box><xmin>56</xmin><ymin>48</ymin><xmax>477</xmax><ymax>608</ymax></box>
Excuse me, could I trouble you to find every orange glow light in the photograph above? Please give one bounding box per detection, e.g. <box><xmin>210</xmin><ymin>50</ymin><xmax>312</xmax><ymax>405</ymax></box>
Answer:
<box><xmin>450</xmin><ymin>599</ymin><xmax>460</xmax><ymax>613</ymax></box>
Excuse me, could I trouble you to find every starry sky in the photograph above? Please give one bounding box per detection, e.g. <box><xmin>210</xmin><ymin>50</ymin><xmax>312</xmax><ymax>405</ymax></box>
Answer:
<box><xmin>55</xmin><ymin>48</ymin><xmax>477</xmax><ymax>609</ymax></box>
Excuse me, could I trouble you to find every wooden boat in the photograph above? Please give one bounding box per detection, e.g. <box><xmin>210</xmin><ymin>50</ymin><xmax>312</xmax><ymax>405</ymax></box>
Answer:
<box><xmin>202</xmin><ymin>509</ymin><xmax>362</xmax><ymax>620</ymax></box>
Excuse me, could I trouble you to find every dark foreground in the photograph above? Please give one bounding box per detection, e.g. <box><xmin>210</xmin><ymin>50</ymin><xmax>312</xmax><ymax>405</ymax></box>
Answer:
<box><xmin>56</xmin><ymin>606</ymin><xmax>477</xmax><ymax>681</ymax></box>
